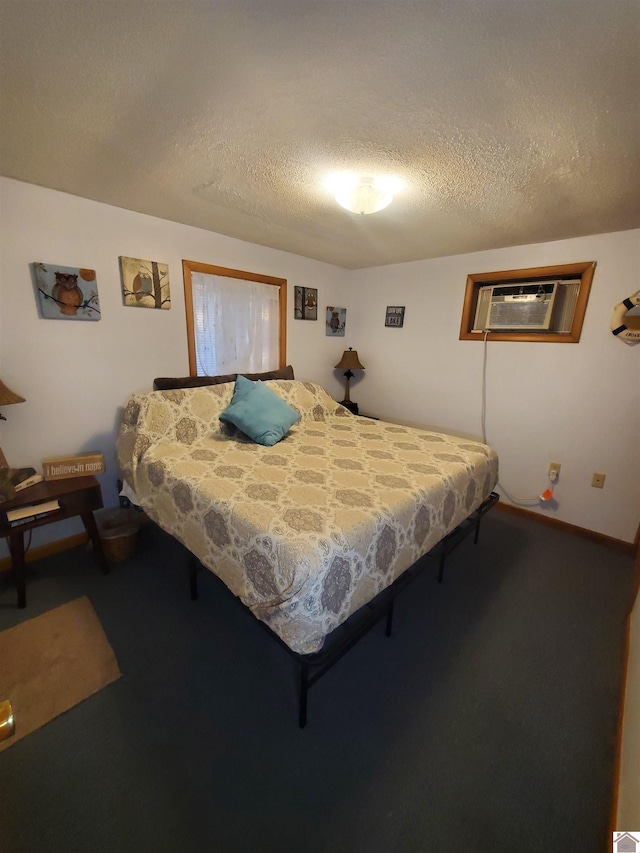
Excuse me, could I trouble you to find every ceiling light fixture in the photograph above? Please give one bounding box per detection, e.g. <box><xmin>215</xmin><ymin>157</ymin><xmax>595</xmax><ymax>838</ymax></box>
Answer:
<box><xmin>327</xmin><ymin>173</ymin><xmax>402</xmax><ymax>215</ymax></box>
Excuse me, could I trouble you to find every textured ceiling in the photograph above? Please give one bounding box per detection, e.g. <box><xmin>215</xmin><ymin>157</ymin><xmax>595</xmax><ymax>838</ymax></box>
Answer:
<box><xmin>1</xmin><ymin>1</ymin><xmax>639</xmax><ymax>269</ymax></box>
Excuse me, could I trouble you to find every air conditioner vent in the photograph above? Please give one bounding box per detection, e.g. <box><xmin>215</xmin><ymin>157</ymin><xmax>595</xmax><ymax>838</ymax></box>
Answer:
<box><xmin>472</xmin><ymin>280</ymin><xmax>580</xmax><ymax>332</ymax></box>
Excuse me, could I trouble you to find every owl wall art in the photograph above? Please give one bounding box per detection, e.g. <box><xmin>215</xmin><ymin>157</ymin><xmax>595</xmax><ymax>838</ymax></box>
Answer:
<box><xmin>33</xmin><ymin>263</ymin><xmax>101</xmax><ymax>320</ymax></box>
<box><xmin>119</xmin><ymin>256</ymin><xmax>170</xmax><ymax>309</ymax></box>
<box><xmin>325</xmin><ymin>306</ymin><xmax>346</xmax><ymax>336</ymax></box>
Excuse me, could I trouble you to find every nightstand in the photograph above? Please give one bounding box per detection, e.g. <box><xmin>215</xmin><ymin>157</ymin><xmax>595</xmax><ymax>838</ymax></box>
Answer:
<box><xmin>339</xmin><ymin>400</ymin><xmax>360</xmax><ymax>415</ymax></box>
<box><xmin>0</xmin><ymin>476</ymin><xmax>109</xmax><ymax>608</ymax></box>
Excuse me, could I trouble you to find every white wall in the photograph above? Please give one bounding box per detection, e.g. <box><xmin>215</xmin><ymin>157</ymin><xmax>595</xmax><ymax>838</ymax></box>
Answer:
<box><xmin>348</xmin><ymin>231</ymin><xmax>640</xmax><ymax>543</ymax></box>
<box><xmin>0</xmin><ymin>178</ymin><xmax>350</xmax><ymax>553</ymax></box>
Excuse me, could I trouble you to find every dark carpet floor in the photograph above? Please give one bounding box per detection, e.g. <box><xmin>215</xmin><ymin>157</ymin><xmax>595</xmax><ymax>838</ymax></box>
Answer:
<box><xmin>0</xmin><ymin>511</ymin><xmax>635</xmax><ymax>853</ymax></box>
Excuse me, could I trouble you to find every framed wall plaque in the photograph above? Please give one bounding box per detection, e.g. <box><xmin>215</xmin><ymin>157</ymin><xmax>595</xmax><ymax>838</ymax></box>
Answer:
<box><xmin>294</xmin><ymin>286</ymin><xmax>318</xmax><ymax>320</ymax></box>
<box><xmin>385</xmin><ymin>306</ymin><xmax>405</xmax><ymax>327</ymax></box>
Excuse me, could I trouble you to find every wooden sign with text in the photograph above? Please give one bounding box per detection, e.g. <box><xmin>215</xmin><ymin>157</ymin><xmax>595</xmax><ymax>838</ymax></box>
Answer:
<box><xmin>42</xmin><ymin>452</ymin><xmax>105</xmax><ymax>481</ymax></box>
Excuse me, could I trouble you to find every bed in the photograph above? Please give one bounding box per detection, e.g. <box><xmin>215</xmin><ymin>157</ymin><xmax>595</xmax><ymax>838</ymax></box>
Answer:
<box><xmin>116</xmin><ymin>371</ymin><xmax>499</xmax><ymax>723</ymax></box>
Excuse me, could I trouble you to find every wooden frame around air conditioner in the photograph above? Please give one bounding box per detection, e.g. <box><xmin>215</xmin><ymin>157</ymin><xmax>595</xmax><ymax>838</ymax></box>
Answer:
<box><xmin>459</xmin><ymin>261</ymin><xmax>596</xmax><ymax>343</ymax></box>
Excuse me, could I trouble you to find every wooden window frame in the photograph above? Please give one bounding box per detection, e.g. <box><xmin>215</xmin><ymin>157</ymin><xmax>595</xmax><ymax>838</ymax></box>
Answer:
<box><xmin>182</xmin><ymin>260</ymin><xmax>287</xmax><ymax>375</ymax></box>
<box><xmin>459</xmin><ymin>261</ymin><xmax>596</xmax><ymax>343</ymax></box>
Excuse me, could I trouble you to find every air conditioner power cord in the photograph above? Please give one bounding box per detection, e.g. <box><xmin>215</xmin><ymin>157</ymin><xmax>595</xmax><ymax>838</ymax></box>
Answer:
<box><xmin>481</xmin><ymin>330</ymin><xmax>556</xmax><ymax>506</ymax></box>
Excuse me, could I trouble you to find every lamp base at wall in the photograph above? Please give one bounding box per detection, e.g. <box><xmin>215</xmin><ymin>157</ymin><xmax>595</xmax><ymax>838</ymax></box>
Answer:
<box><xmin>340</xmin><ymin>400</ymin><xmax>359</xmax><ymax>415</ymax></box>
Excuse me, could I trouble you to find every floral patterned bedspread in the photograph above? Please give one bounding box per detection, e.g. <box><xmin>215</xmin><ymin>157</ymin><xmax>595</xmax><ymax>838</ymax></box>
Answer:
<box><xmin>116</xmin><ymin>380</ymin><xmax>498</xmax><ymax>654</ymax></box>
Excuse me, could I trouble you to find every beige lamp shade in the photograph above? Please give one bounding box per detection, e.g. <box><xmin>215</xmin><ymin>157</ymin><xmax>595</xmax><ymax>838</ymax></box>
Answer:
<box><xmin>334</xmin><ymin>348</ymin><xmax>365</xmax><ymax>371</ymax></box>
<box><xmin>0</xmin><ymin>380</ymin><xmax>25</xmax><ymax>408</ymax></box>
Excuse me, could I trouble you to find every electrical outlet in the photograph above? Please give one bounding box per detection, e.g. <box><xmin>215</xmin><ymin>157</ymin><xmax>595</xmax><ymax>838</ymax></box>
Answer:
<box><xmin>548</xmin><ymin>462</ymin><xmax>561</xmax><ymax>481</ymax></box>
<box><xmin>591</xmin><ymin>473</ymin><xmax>606</xmax><ymax>489</ymax></box>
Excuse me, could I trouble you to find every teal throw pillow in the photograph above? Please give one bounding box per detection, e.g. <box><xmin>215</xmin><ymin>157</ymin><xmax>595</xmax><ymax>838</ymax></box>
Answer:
<box><xmin>218</xmin><ymin>374</ymin><xmax>257</xmax><ymax>436</ymax></box>
<box><xmin>220</xmin><ymin>378</ymin><xmax>301</xmax><ymax>446</ymax></box>
<box><xmin>228</xmin><ymin>374</ymin><xmax>257</xmax><ymax>405</ymax></box>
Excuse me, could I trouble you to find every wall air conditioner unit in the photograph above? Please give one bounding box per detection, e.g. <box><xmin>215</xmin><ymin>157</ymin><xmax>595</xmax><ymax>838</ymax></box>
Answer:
<box><xmin>473</xmin><ymin>282</ymin><xmax>559</xmax><ymax>331</ymax></box>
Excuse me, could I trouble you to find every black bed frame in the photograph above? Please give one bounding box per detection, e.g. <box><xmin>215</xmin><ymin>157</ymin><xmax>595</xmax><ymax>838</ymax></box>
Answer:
<box><xmin>188</xmin><ymin>491</ymin><xmax>499</xmax><ymax>727</ymax></box>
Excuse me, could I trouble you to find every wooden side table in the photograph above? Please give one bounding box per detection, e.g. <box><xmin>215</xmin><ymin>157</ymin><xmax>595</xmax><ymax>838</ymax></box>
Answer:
<box><xmin>0</xmin><ymin>476</ymin><xmax>109</xmax><ymax>608</ymax></box>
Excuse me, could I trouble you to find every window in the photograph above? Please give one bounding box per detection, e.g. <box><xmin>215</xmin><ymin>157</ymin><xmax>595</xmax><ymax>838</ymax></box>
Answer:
<box><xmin>459</xmin><ymin>261</ymin><xmax>596</xmax><ymax>343</ymax></box>
<box><xmin>183</xmin><ymin>261</ymin><xmax>287</xmax><ymax>376</ymax></box>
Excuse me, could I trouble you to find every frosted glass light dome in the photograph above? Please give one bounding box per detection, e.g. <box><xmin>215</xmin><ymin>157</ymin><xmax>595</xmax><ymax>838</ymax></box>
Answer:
<box><xmin>328</xmin><ymin>174</ymin><xmax>402</xmax><ymax>215</ymax></box>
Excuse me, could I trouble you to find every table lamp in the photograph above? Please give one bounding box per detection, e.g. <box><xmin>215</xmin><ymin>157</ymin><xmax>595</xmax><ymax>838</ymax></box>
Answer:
<box><xmin>0</xmin><ymin>379</ymin><xmax>25</xmax><ymax>469</ymax></box>
<box><xmin>335</xmin><ymin>348</ymin><xmax>365</xmax><ymax>415</ymax></box>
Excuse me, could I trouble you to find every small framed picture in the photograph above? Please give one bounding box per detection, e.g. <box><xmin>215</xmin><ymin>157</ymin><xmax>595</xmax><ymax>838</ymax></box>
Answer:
<box><xmin>33</xmin><ymin>262</ymin><xmax>101</xmax><ymax>320</ymax></box>
<box><xmin>326</xmin><ymin>306</ymin><xmax>346</xmax><ymax>336</ymax></box>
<box><xmin>294</xmin><ymin>286</ymin><xmax>318</xmax><ymax>320</ymax></box>
<box><xmin>385</xmin><ymin>306</ymin><xmax>405</xmax><ymax>327</ymax></box>
<box><xmin>119</xmin><ymin>256</ymin><xmax>171</xmax><ymax>309</ymax></box>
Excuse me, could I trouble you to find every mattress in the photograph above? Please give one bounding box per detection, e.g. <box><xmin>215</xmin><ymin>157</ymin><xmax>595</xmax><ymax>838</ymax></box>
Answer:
<box><xmin>116</xmin><ymin>380</ymin><xmax>499</xmax><ymax>654</ymax></box>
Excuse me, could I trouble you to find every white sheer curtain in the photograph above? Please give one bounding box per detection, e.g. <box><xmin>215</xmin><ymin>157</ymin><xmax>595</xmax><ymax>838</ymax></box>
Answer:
<box><xmin>191</xmin><ymin>273</ymin><xmax>280</xmax><ymax>376</ymax></box>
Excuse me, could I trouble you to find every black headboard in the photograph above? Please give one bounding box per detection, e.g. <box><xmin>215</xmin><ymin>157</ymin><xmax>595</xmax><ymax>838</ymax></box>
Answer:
<box><xmin>153</xmin><ymin>365</ymin><xmax>295</xmax><ymax>391</ymax></box>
